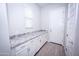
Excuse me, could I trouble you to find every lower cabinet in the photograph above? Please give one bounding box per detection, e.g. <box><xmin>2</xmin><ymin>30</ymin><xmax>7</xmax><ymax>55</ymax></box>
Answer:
<box><xmin>11</xmin><ymin>33</ymin><xmax>48</xmax><ymax>56</ymax></box>
<box><xmin>28</xmin><ymin>38</ymin><xmax>40</xmax><ymax>56</ymax></box>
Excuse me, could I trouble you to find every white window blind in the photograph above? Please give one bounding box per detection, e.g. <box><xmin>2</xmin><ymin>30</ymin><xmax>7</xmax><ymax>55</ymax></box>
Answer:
<box><xmin>24</xmin><ymin>7</ymin><xmax>33</xmax><ymax>28</ymax></box>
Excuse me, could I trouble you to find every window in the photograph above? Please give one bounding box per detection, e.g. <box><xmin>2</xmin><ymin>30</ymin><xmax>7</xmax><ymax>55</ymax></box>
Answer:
<box><xmin>24</xmin><ymin>7</ymin><xmax>33</xmax><ymax>28</ymax></box>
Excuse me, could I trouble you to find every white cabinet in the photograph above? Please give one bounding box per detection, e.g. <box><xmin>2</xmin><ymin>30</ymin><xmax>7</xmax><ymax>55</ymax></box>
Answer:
<box><xmin>11</xmin><ymin>32</ymin><xmax>48</xmax><ymax>56</ymax></box>
<box><xmin>40</xmin><ymin>33</ymin><xmax>48</xmax><ymax>46</ymax></box>
<box><xmin>27</xmin><ymin>33</ymin><xmax>48</xmax><ymax>56</ymax></box>
<box><xmin>11</xmin><ymin>42</ymin><xmax>30</xmax><ymax>56</ymax></box>
<box><xmin>28</xmin><ymin>38</ymin><xmax>40</xmax><ymax>56</ymax></box>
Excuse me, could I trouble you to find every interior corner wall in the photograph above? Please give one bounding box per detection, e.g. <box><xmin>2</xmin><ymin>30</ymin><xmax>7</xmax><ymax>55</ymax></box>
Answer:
<box><xmin>0</xmin><ymin>3</ymin><xmax>10</xmax><ymax>55</ymax></box>
<box><xmin>63</xmin><ymin>4</ymin><xmax>68</xmax><ymax>46</ymax></box>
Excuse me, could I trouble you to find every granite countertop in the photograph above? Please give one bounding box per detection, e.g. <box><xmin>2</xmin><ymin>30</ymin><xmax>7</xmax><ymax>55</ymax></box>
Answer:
<box><xmin>10</xmin><ymin>30</ymin><xmax>48</xmax><ymax>49</ymax></box>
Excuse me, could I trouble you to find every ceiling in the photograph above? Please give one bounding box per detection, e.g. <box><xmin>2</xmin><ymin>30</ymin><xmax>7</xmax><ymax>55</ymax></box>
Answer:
<box><xmin>36</xmin><ymin>3</ymin><xmax>68</xmax><ymax>8</ymax></box>
<box><xmin>37</xmin><ymin>3</ymin><xmax>50</xmax><ymax>7</ymax></box>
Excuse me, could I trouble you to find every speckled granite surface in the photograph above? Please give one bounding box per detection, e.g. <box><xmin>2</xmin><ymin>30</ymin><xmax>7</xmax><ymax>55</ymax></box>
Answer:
<box><xmin>10</xmin><ymin>30</ymin><xmax>48</xmax><ymax>49</ymax></box>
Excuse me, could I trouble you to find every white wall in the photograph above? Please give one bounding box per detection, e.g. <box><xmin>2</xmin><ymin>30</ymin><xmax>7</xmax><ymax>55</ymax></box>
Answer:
<box><xmin>0</xmin><ymin>3</ymin><xmax>10</xmax><ymax>55</ymax></box>
<box><xmin>73</xmin><ymin>4</ymin><xmax>79</xmax><ymax>55</ymax></box>
<box><xmin>7</xmin><ymin>3</ymin><xmax>41</xmax><ymax>36</ymax></box>
<box><xmin>40</xmin><ymin>4</ymin><xmax>67</xmax><ymax>42</ymax></box>
<box><xmin>40</xmin><ymin>7</ymin><xmax>49</xmax><ymax>30</ymax></box>
<box><xmin>40</xmin><ymin>4</ymin><xmax>67</xmax><ymax>30</ymax></box>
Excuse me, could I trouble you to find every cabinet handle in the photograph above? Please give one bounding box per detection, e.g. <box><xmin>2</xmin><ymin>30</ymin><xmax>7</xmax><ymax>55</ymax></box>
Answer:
<box><xmin>66</xmin><ymin>34</ymin><xmax>68</xmax><ymax>36</ymax></box>
<box><xmin>31</xmin><ymin>40</ymin><xmax>33</xmax><ymax>43</ymax></box>
<box><xmin>69</xmin><ymin>41</ymin><xmax>73</xmax><ymax>45</ymax></box>
<box><xmin>21</xmin><ymin>45</ymin><xmax>26</xmax><ymax>48</ymax></box>
<box><xmin>27</xmin><ymin>48</ymin><xmax>30</xmax><ymax>52</ymax></box>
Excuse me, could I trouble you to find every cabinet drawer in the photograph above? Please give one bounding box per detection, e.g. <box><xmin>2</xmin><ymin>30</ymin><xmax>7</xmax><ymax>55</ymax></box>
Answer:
<box><xmin>15</xmin><ymin>42</ymin><xmax>29</xmax><ymax>52</ymax></box>
<box><xmin>16</xmin><ymin>48</ymin><xmax>28</xmax><ymax>56</ymax></box>
<box><xmin>16</xmin><ymin>42</ymin><xmax>31</xmax><ymax>56</ymax></box>
<box><xmin>16</xmin><ymin>47</ymin><xmax>27</xmax><ymax>55</ymax></box>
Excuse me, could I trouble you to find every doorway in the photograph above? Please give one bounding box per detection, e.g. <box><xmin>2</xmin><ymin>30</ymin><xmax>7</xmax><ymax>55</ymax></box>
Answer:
<box><xmin>48</xmin><ymin>7</ymin><xmax>65</xmax><ymax>45</ymax></box>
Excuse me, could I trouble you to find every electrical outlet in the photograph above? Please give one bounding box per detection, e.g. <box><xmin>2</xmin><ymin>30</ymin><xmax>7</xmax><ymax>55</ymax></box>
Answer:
<box><xmin>27</xmin><ymin>48</ymin><xmax>30</xmax><ymax>52</ymax></box>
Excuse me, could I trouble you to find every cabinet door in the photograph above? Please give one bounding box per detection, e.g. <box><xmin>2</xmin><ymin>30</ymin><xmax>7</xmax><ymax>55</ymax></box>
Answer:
<box><xmin>12</xmin><ymin>33</ymin><xmax>48</xmax><ymax>56</ymax></box>
<box><xmin>28</xmin><ymin>38</ymin><xmax>40</xmax><ymax>56</ymax></box>
<box><xmin>16</xmin><ymin>47</ymin><xmax>28</xmax><ymax>56</ymax></box>
<box><xmin>15</xmin><ymin>42</ymin><xmax>30</xmax><ymax>56</ymax></box>
<box><xmin>40</xmin><ymin>33</ymin><xmax>47</xmax><ymax>45</ymax></box>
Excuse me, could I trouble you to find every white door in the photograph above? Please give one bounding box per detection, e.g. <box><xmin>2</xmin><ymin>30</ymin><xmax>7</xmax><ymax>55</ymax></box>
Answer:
<box><xmin>48</xmin><ymin>7</ymin><xmax>65</xmax><ymax>45</ymax></box>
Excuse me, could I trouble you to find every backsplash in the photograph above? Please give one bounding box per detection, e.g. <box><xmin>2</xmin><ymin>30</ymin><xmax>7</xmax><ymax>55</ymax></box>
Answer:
<box><xmin>9</xmin><ymin>30</ymin><xmax>47</xmax><ymax>39</ymax></box>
